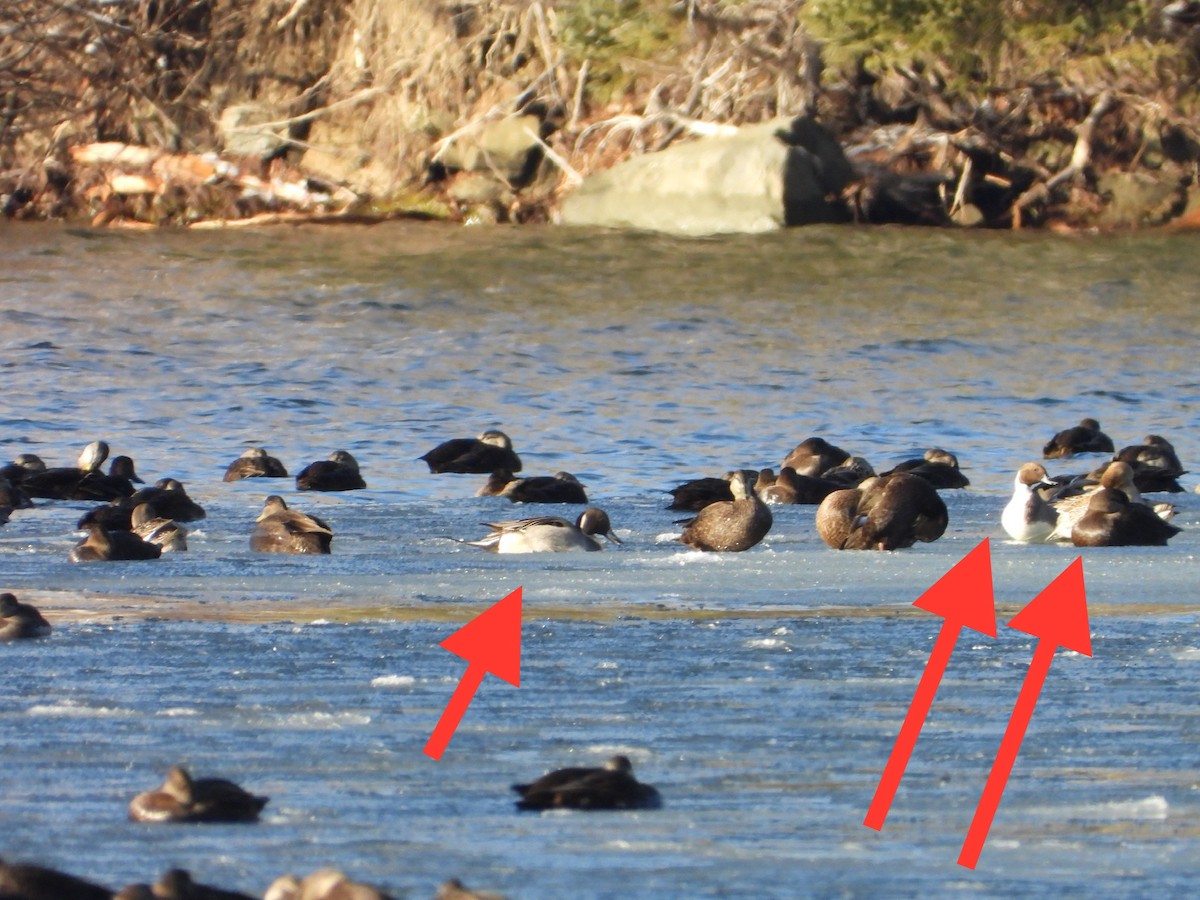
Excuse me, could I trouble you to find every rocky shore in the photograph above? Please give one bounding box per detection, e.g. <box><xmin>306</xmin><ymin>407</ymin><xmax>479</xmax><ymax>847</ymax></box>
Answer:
<box><xmin>4</xmin><ymin>1</ymin><xmax>1200</xmax><ymax>234</ymax></box>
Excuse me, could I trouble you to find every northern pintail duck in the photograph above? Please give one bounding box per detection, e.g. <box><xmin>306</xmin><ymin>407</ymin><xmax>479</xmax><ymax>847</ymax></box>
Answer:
<box><xmin>296</xmin><ymin>450</ymin><xmax>366</xmax><ymax>491</ymax></box>
<box><xmin>251</xmin><ymin>495</ymin><xmax>333</xmax><ymax>554</ymax></box>
<box><xmin>512</xmin><ymin>755</ymin><xmax>661</xmax><ymax>811</ymax></box>
<box><xmin>782</xmin><ymin>436</ymin><xmax>852</xmax><ymax>477</ymax></box>
<box><xmin>1048</xmin><ymin>461</ymin><xmax>1175</xmax><ymax>542</ymax></box>
<box><xmin>128</xmin><ymin>765</ymin><xmax>268</xmax><ymax>823</ymax></box>
<box><xmin>1107</xmin><ymin>434</ymin><xmax>1187</xmax><ymax>493</ymax></box>
<box><xmin>679</xmin><ymin>469</ymin><xmax>772</xmax><ymax>551</ymax></box>
<box><xmin>816</xmin><ymin>473</ymin><xmax>948</xmax><ymax>550</ymax></box>
<box><xmin>883</xmin><ymin>448</ymin><xmax>969</xmax><ymax>489</ymax></box>
<box><xmin>467</xmin><ymin>507</ymin><xmax>620</xmax><ymax>553</ymax></box>
<box><xmin>0</xmin><ymin>592</ymin><xmax>52</xmax><ymax>640</ymax></box>
<box><xmin>70</xmin><ymin>521</ymin><xmax>162</xmax><ymax>562</ymax></box>
<box><xmin>1042</xmin><ymin>417</ymin><xmax>1114</xmax><ymax>458</ymax></box>
<box><xmin>264</xmin><ymin>869</ymin><xmax>395</xmax><ymax>900</ymax></box>
<box><xmin>117</xmin><ymin>869</ymin><xmax>256</xmax><ymax>900</ymax></box>
<box><xmin>1001</xmin><ymin>462</ymin><xmax>1060</xmax><ymax>543</ymax></box>
<box><xmin>20</xmin><ymin>440</ymin><xmax>110</xmax><ymax>500</ymax></box>
<box><xmin>421</xmin><ymin>430</ymin><xmax>522</xmax><ymax>474</ymax></box>
<box><xmin>0</xmin><ymin>857</ymin><xmax>112</xmax><ymax>900</ymax></box>
<box><xmin>223</xmin><ymin>447</ymin><xmax>288</xmax><ymax>481</ymax></box>
<box><xmin>1071</xmin><ymin>487</ymin><xmax>1183</xmax><ymax>547</ymax></box>
<box><xmin>131</xmin><ymin>503</ymin><xmax>188</xmax><ymax>552</ymax></box>
<box><xmin>499</xmin><ymin>471</ymin><xmax>589</xmax><ymax>504</ymax></box>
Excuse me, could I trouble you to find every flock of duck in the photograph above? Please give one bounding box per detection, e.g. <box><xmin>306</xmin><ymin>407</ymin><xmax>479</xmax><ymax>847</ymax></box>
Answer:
<box><xmin>0</xmin><ymin>419</ymin><xmax>1187</xmax><ymax>565</ymax></box>
<box><xmin>0</xmin><ymin>418</ymin><xmax>1190</xmax><ymax>898</ymax></box>
<box><xmin>0</xmin><ymin>752</ymin><xmax>655</xmax><ymax>899</ymax></box>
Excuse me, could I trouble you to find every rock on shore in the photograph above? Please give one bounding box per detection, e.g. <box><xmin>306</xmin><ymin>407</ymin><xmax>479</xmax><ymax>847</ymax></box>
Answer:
<box><xmin>561</xmin><ymin>117</ymin><xmax>854</xmax><ymax>235</ymax></box>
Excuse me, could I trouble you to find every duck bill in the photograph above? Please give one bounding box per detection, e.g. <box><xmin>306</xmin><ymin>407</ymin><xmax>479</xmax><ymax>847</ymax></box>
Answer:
<box><xmin>604</xmin><ymin>530</ymin><xmax>623</xmax><ymax>545</ymax></box>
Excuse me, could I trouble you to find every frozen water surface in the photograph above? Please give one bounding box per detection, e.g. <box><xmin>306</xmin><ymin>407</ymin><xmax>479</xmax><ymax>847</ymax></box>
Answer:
<box><xmin>1</xmin><ymin>223</ymin><xmax>1198</xmax><ymax>897</ymax></box>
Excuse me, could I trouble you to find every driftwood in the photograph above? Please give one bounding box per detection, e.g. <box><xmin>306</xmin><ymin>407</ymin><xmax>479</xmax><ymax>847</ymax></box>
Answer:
<box><xmin>1011</xmin><ymin>90</ymin><xmax>1116</xmax><ymax>229</ymax></box>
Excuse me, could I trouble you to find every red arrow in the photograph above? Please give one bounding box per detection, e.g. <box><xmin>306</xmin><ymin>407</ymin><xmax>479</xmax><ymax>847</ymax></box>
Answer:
<box><xmin>864</xmin><ymin>537</ymin><xmax>996</xmax><ymax>831</ymax></box>
<box><xmin>959</xmin><ymin>557</ymin><xmax>1090</xmax><ymax>868</ymax></box>
<box><xmin>424</xmin><ymin>586</ymin><xmax>522</xmax><ymax>761</ymax></box>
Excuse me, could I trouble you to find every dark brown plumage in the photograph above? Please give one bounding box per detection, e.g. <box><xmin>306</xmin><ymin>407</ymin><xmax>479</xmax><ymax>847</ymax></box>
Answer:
<box><xmin>250</xmin><ymin>495</ymin><xmax>333</xmax><ymax>554</ymax></box>
<box><xmin>666</xmin><ymin>475</ymin><xmax>734</xmax><ymax>511</ymax></box>
<box><xmin>0</xmin><ymin>856</ymin><xmax>112</xmax><ymax>900</ymax></box>
<box><xmin>756</xmin><ymin>466</ymin><xmax>843</xmax><ymax>505</ymax></box>
<box><xmin>679</xmin><ymin>470</ymin><xmax>772</xmax><ymax>551</ymax></box>
<box><xmin>500</xmin><ymin>471</ymin><xmax>588</xmax><ymax>504</ymax></box>
<box><xmin>781</xmin><ymin>436</ymin><xmax>851</xmax><ymax>477</ymax></box>
<box><xmin>882</xmin><ymin>448</ymin><xmax>970</xmax><ymax>489</ymax></box>
<box><xmin>0</xmin><ymin>592</ymin><xmax>51</xmax><ymax>641</ymax></box>
<box><xmin>1071</xmin><ymin>487</ymin><xmax>1183</xmax><ymax>547</ymax></box>
<box><xmin>69</xmin><ymin>521</ymin><xmax>162</xmax><ymax>562</ymax></box>
<box><xmin>295</xmin><ymin>450</ymin><xmax>366</xmax><ymax>491</ymax></box>
<box><xmin>815</xmin><ymin>473</ymin><xmax>948</xmax><ymax>550</ymax></box>
<box><xmin>420</xmin><ymin>430</ymin><xmax>521</xmax><ymax>474</ymax></box>
<box><xmin>1107</xmin><ymin>434</ymin><xmax>1187</xmax><ymax>493</ymax></box>
<box><xmin>128</xmin><ymin>765</ymin><xmax>267</xmax><ymax>824</ymax></box>
<box><xmin>223</xmin><ymin>447</ymin><xmax>288</xmax><ymax>481</ymax></box>
<box><xmin>1042</xmin><ymin>417</ymin><xmax>1114</xmax><ymax>459</ymax></box>
<box><xmin>512</xmin><ymin>755</ymin><xmax>661</xmax><ymax>811</ymax></box>
<box><xmin>20</xmin><ymin>440</ymin><xmax>110</xmax><ymax>500</ymax></box>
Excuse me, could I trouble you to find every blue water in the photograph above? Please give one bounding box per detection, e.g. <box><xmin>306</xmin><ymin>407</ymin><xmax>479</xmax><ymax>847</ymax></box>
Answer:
<box><xmin>1</xmin><ymin>222</ymin><xmax>1199</xmax><ymax>898</ymax></box>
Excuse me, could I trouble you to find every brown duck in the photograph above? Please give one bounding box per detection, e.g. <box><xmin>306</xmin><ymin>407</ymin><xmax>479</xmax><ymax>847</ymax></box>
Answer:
<box><xmin>128</xmin><ymin>765</ymin><xmax>268</xmax><ymax>824</ymax></box>
<box><xmin>679</xmin><ymin>469</ymin><xmax>772</xmax><ymax>551</ymax></box>
<box><xmin>816</xmin><ymin>473</ymin><xmax>948</xmax><ymax>550</ymax></box>
<box><xmin>250</xmin><ymin>495</ymin><xmax>333</xmax><ymax>554</ymax></box>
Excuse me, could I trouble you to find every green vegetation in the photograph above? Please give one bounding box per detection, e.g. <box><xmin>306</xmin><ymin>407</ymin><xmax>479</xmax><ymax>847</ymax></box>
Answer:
<box><xmin>557</xmin><ymin>0</ymin><xmax>686</xmax><ymax>103</ymax></box>
<box><xmin>803</xmin><ymin>0</ymin><xmax>1169</xmax><ymax>86</ymax></box>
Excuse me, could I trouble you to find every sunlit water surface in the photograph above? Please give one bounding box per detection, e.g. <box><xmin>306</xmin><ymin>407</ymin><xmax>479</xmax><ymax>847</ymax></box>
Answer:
<box><xmin>1</xmin><ymin>222</ymin><xmax>1199</xmax><ymax>898</ymax></box>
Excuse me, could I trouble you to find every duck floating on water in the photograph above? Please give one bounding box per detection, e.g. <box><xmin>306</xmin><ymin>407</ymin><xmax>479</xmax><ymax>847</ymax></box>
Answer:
<box><xmin>116</xmin><ymin>868</ymin><xmax>256</xmax><ymax>900</ymax></box>
<box><xmin>421</xmin><ymin>430</ymin><xmax>521</xmax><ymax>474</ymax></box>
<box><xmin>296</xmin><ymin>450</ymin><xmax>366</xmax><ymax>491</ymax></box>
<box><xmin>1042</xmin><ymin>417</ymin><xmax>1114</xmax><ymax>458</ymax></box>
<box><xmin>816</xmin><ymin>473</ymin><xmax>948</xmax><ymax>550</ymax></box>
<box><xmin>251</xmin><ymin>495</ymin><xmax>333</xmax><ymax>554</ymax></box>
<box><xmin>466</xmin><ymin>507</ymin><xmax>620</xmax><ymax>553</ymax></box>
<box><xmin>128</xmin><ymin>765</ymin><xmax>268</xmax><ymax>824</ymax></box>
<box><xmin>512</xmin><ymin>755</ymin><xmax>661</xmax><ymax>811</ymax></box>
<box><xmin>223</xmin><ymin>447</ymin><xmax>289</xmax><ymax>481</ymax></box>
<box><xmin>679</xmin><ymin>469</ymin><xmax>772</xmax><ymax>551</ymax></box>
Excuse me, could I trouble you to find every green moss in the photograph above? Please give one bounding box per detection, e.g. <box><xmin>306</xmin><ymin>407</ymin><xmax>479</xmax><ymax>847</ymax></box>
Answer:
<box><xmin>557</xmin><ymin>0</ymin><xmax>686</xmax><ymax>104</ymax></box>
<box><xmin>801</xmin><ymin>0</ymin><xmax>1173</xmax><ymax>89</ymax></box>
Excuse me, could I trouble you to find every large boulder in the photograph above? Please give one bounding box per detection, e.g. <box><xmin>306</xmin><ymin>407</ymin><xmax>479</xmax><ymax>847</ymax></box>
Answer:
<box><xmin>560</xmin><ymin>117</ymin><xmax>854</xmax><ymax>235</ymax></box>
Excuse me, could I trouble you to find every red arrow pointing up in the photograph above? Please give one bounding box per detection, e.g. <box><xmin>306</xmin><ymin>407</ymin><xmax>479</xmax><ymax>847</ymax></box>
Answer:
<box><xmin>424</xmin><ymin>586</ymin><xmax>522</xmax><ymax>760</ymax></box>
<box><xmin>959</xmin><ymin>557</ymin><xmax>1090</xmax><ymax>868</ymax></box>
<box><xmin>865</xmin><ymin>538</ymin><xmax>996</xmax><ymax>831</ymax></box>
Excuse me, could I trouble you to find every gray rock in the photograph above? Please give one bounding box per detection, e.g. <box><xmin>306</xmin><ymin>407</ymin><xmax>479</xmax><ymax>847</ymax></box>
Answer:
<box><xmin>218</xmin><ymin>104</ymin><xmax>288</xmax><ymax>158</ymax></box>
<box><xmin>560</xmin><ymin>116</ymin><xmax>854</xmax><ymax>235</ymax></box>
